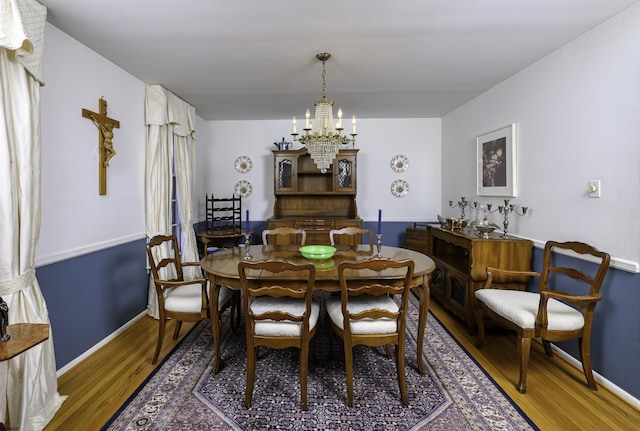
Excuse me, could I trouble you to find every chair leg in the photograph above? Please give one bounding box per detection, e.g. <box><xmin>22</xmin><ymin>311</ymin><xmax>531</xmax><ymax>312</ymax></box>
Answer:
<box><xmin>153</xmin><ymin>317</ymin><xmax>166</xmax><ymax>365</ymax></box>
<box><xmin>516</xmin><ymin>336</ymin><xmax>532</xmax><ymax>393</ymax></box>
<box><xmin>245</xmin><ymin>343</ymin><xmax>257</xmax><ymax>408</ymax></box>
<box><xmin>542</xmin><ymin>339</ymin><xmax>554</xmax><ymax>357</ymax></box>
<box><xmin>173</xmin><ymin>320</ymin><xmax>182</xmax><ymax>339</ymax></box>
<box><xmin>579</xmin><ymin>336</ymin><xmax>598</xmax><ymax>390</ymax></box>
<box><xmin>395</xmin><ymin>342</ymin><xmax>409</xmax><ymax>406</ymax></box>
<box><xmin>474</xmin><ymin>303</ymin><xmax>486</xmax><ymax>348</ymax></box>
<box><xmin>344</xmin><ymin>341</ymin><xmax>355</xmax><ymax>407</ymax></box>
<box><xmin>385</xmin><ymin>344</ymin><xmax>392</xmax><ymax>359</ymax></box>
<box><xmin>300</xmin><ymin>343</ymin><xmax>310</xmax><ymax>411</ymax></box>
<box><xmin>233</xmin><ymin>291</ymin><xmax>242</xmax><ymax>328</ymax></box>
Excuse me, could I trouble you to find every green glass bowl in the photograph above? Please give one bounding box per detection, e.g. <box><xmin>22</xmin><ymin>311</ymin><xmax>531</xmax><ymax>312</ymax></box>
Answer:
<box><xmin>299</xmin><ymin>245</ymin><xmax>336</xmax><ymax>260</ymax></box>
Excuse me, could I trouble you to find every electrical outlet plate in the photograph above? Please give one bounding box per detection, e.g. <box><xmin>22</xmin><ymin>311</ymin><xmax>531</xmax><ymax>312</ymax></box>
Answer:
<box><xmin>588</xmin><ymin>180</ymin><xmax>601</xmax><ymax>198</ymax></box>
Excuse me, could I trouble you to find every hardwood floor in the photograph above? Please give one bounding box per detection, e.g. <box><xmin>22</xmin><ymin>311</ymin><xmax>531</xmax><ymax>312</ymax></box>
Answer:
<box><xmin>44</xmin><ymin>300</ymin><xmax>639</xmax><ymax>430</ymax></box>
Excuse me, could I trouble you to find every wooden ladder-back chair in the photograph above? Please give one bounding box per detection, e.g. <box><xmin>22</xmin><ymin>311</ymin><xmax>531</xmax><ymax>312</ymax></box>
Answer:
<box><xmin>238</xmin><ymin>259</ymin><xmax>319</xmax><ymax>410</ymax></box>
<box><xmin>146</xmin><ymin>234</ymin><xmax>235</xmax><ymax>364</ymax></box>
<box><xmin>474</xmin><ymin>240</ymin><xmax>610</xmax><ymax>393</ymax></box>
<box><xmin>326</xmin><ymin>257</ymin><xmax>415</xmax><ymax>407</ymax></box>
<box><xmin>329</xmin><ymin>227</ymin><xmax>374</xmax><ymax>246</ymax></box>
<box><xmin>262</xmin><ymin>227</ymin><xmax>306</xmax><ymax>245</ymax></box>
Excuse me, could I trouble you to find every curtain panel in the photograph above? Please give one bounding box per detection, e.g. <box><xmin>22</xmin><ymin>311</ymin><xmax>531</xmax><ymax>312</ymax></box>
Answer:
<box><xmin>0</xmin><ymin>1</ymin><xmax>66</xmax><ymax>430</ymax></box>
<box><xmin>145</xmin><ymin>84</ymin><xmax>200</xmax><ymax>318</ymax></box>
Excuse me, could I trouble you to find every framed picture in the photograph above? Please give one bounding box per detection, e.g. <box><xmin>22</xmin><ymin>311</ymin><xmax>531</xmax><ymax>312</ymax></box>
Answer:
<box><xmin>477</xmin><ymin>123</ymin><xmax>517</xmax><ymax>197</ymax></box>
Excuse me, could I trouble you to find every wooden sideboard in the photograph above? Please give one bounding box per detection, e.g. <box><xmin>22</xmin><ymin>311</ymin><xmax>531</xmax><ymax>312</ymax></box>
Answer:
<box><xmin>268</xmin><ymin>148</ymin><xmax>361</xmax><ymax>245</ymax></box>
<box><xmin>420</xmin><ymin>225</ymin><xmax>533</xmax><ymax>329</ymax></box>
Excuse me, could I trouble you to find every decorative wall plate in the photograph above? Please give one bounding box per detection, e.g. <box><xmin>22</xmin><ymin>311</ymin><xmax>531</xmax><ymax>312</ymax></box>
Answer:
<box><xmin>234</xmin><ymin>180</ymin><xmax>253</xmax><ymax>198</ymax></box>
<box><xmin>390</xmin><ymin>154</ymin><xmax>409</xmax><ymax>173</ymax></box>
<box><xmin>234</xmin><ymin>155</ymin><xmax>253</xmax><ymax>173</ymax></box>
<box><xmin>390</xmin><ymin>179</ymin><xmax>409</xmax><ymax>197</ymax></box>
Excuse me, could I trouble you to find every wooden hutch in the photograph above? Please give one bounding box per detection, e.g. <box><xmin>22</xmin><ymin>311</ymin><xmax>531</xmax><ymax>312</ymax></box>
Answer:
<box><xmin>267</xmin><ymin>147</ymin><xmax>362</xmax><ymax>244</ymax></box>
<box><xmin>405</xmin><ymin>224</ymin><xmax>533</xmax><ymax>330</ymax></box>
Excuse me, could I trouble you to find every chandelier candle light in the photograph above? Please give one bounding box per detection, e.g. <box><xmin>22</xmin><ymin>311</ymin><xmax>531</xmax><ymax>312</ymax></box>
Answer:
<box><xmin>291</xmin><ymin>52</ymin><xmax>357</xmax><ymax>173</ymax></box>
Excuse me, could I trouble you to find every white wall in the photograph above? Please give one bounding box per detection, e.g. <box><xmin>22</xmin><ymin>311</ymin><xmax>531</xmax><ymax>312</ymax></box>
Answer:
<box><xmin>38</xmin><ymin>24</ymin><xmax>147</xmax><ymax>265</ymax></box>
<box><xmin>442</xmin><ymin>3</ymin><xmax>640</xmax><ymax>269</ymax></box>
<box><xmin>196</xmin><ymin>118</ymin><xmax>441</xmax><ymax>225</ymax></box>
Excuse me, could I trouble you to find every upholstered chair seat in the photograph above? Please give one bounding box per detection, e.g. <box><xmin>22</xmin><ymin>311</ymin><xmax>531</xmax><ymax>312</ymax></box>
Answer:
<box><xmin>475</xmin><ymin>290</ymin><xmax>584</xmax><ymax>331</ymax></box>
<box><xmin>326</xmin><ymin>295</ymin><xmax>398</xmax><ymax>334</ymax></box>
<box><xmin>250</xmin><ymin>296</ymin><xmax>320</xmax><ymax>337</ymax></box>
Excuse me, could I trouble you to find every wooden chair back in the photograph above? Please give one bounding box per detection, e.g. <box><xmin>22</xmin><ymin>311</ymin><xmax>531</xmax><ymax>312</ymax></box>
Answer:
<box><xmin>329</xmin><ymin>227</ymin><xmax>374</xmax><ymax>246</ymax></box>
<box><xmin>536</xmin><ymin>240</ymin><xmax>610</xmax><ymax>338</ymax></box>
<box><xmin>146</xmin><ymin>234</ymin><xmax>209</xmax><ymax>364</ymax></box>
<box><xmin>238</xmin><ymin>259</ymin><xmax>317</xmax><ymax>410</ymax></box>
<box><xmin>262</xmin><ymin>227</ymin><xmax>307</xmax><ymax>245</ymax></box>
<box><xmin>332</xmin><ymin>257</ymin><xmax>414</xmax><ymax>406</ymax></box>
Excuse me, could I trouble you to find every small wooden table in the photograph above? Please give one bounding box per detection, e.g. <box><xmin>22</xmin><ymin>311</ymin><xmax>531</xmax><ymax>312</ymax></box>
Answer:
<box><xmin>0</xmin><ymin>323</ymin><xmax>50</xmax><ymax>431</ymax></box>
<box><xmin>0</xmin><ymin>323</ymin><xmax>50</xmax><ymax>362</ymax></box>
<box><xmin>201</xmin><ymin>245</ymin><xmax>435</xmax><ymax>375</ymax></box>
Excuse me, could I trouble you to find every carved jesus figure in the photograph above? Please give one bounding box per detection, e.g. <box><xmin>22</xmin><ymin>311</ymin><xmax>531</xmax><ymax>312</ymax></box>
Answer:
<box><xmin>90</xmin><ymin>114</ymin><xmax>117</xmax><ymax>167</ymax></box>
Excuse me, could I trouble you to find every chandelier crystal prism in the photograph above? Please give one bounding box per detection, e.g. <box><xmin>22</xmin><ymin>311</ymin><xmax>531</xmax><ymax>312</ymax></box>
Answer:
<box><xmin>291</xmin><ymin>52</ymin><xmax>357</xmax><ymax>173</ymax></box>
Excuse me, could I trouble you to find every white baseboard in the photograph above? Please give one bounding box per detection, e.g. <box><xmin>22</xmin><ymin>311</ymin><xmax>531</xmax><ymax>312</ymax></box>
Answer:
<box><xmin>547</xmin><ymin>342</ymin><xmax>640</xmax><ymax>410</ymax></box>
<box><xmin>56</xmin><ymin>310</ymin><xmax>148</xmax><ymax>377</ymax></box>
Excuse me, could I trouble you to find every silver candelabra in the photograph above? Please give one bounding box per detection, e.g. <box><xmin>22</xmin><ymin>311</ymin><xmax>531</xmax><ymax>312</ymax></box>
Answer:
<box><xmin>449</xmin><ymin>197</ymin><xmax>469</xmax><ymax>219</ymax></box>
<box><xmin>487</xmin><ymin>199</ymin><xmax>528</xmax><ymax>237</ymax></box>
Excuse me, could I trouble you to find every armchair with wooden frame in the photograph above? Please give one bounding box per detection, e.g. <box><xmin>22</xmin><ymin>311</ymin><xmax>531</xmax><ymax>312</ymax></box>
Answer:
<box><xmin>238</xmin><ymin>259</ymin><xmax>319</xmax><ymax>411</ymax></box>
<box><xmin>326</xmin><ymin>257</ymin><xmax>415</xmax><ymax>407</ymax></box>
<box><xmin>474</xmin><ymin>240</ymin><xmax>610</xmax><ymax>393</ymax></box>
<box><xmin>146</xmin><ymin>234</ymin><xmax>236</xmax><ymax>364</ymax></box>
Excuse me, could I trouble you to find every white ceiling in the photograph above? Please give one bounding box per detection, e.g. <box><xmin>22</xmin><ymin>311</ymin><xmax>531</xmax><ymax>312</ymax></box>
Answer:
<box><xmin>39</xmin><ymin>0</ymin><xmax>639</xmax><ymax>121</ymax></box>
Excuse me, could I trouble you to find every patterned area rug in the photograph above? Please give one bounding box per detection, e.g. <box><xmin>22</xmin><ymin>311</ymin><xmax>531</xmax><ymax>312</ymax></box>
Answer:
<box><xmin>103</xmin><ymin>295</ymin><xmax>538</xmax><ymax>430</ymax></box>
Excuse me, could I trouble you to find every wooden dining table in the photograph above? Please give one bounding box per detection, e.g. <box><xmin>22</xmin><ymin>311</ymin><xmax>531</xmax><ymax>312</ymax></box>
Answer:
<box><xmin>200</xmin><ymin>244</ymin><xmax>435</xmax><ymax>375</ymax></box>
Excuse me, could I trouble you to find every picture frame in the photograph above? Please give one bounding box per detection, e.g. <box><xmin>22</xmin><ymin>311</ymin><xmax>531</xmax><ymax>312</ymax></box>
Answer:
<box><xmin>476</xmin><ymin>123</ymin><xmax>517</xmax><ymax>197</ymax></box>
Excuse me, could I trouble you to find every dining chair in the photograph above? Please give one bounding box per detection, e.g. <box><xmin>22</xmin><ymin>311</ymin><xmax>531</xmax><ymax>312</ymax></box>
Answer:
<box><xmin>329</xmin><ymin>227</ymin><xmax>374</xmax><ymax>246</ymax></box>
<box><xmin>262</xmin><ymin>227</ymin><xmax>306</xmax><ymax>245</ymax></box>
<box><xmin>238</xmin><ymin>259</ymin><xmax>319</xmax><ymax>410</ymax></box>
<box><xmin>474</xmin><ymin>240</ymin><xmax>610</xmax><ymax>393</ymax></box>
<box><xmin>146</xmin><ymin>234</ymin><xmax>235</xmax><ymax>364</ymax></box>
<box><xmin>326</xmin><ymin>257</ymin><xmax>415</xmax><ymax>407</ymax></box>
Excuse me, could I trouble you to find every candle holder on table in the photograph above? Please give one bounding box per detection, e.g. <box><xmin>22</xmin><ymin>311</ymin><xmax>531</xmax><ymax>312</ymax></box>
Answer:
<box><xmin>243</xmin><ymin>233</ymin><xmax>253</xmax><ymax>260</ymax></box>
<box><xmin>449</xmin><ymin>196</ymin><xmax>469</xmax><ymax>219</ymax></box>
<box><xmin>487</xmin><ymin>199</ymin><xmax>528</xmax><ymax>238</ymax></box>
<box><xmin>376</xmin><ymin>234</ymin><xmax>383</xmax><ymax>258</ymax></box>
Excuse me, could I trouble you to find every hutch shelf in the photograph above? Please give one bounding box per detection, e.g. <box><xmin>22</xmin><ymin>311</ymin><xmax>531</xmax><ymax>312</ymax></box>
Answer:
<box><xmin>268</xmin><ymin>147</ymin><xmax>361</xmax><ymax>245</ymax></box>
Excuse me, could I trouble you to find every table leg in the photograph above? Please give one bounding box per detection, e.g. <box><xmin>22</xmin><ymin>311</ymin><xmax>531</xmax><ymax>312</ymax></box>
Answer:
<box><xmin>415</xmin><ymin>279</ymin><xmax>430</xmax><ymax>375</ymax></box>
<box><xmin>209</xmin><ymin>281</ymin><xmax>223</xmax><ymax>375</ymax></box>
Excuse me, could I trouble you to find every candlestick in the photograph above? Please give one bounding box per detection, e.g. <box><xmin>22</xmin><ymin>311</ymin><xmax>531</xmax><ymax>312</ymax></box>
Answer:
<box><xmin>449</xmin><ymin>196</ymin><xmax>469</xmax><ymax>219</ymax></box>
<box><xmin>376</xmin><ymin>234</ymin><xmax>383</xmax><ymax>257</ymax></box>
<box><xmin>243</xmin><ymin>232</ymin><xmax>252</xmax><ymax>260</ymax></box>
<box><xmin>377</xmin><ymin>209</ymin><xmax>382</xmax><ymax>235</ymax></box>
<box><xmin>487</xmin><ymin>199</ymin><xmax>528</xmax><ymax>237</ymax></box>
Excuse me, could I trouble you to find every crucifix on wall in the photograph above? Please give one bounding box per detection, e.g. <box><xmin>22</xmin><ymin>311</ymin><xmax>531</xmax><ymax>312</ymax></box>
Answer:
<box><xmin>82</xmin><ymin>98</ymin><xmax>120</xmax><ymax>195</ymax></box>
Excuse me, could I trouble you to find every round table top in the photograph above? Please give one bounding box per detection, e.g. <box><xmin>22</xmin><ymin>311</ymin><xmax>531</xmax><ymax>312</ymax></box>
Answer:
<box><xmin>200</xmin><ymin>244</ymin><xmax>435</xmax><ymax>282</ymax></box>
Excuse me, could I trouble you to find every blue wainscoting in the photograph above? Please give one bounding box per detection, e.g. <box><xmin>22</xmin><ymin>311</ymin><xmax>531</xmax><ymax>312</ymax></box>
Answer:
<box><xmin>34</xmin><ymin>224</ymin><xmax>640</xmax><ymax>400</ymax></box>
<box><xmin>38</xmin><ymin>238</ymin><xmax>149</xmax><ymax>369</ymax></box>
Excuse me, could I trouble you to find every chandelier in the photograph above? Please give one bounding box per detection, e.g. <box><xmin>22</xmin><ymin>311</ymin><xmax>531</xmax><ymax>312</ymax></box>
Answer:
<box><xmin>291</xmin><ymin>52</ymin><xmax>357</xmax><ymax>173</ymax></box>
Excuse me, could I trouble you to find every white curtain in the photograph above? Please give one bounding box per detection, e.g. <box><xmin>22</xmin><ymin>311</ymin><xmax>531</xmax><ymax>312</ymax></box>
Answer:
<box><xmin>145</xmin><ymin>84</ymin><xmax>200</xmax><ymax>318</ymax></box>
<box><xmin>0</xmin><ymin>1</ymin><xmax>66</xmax><ymax>430</ymax></box>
